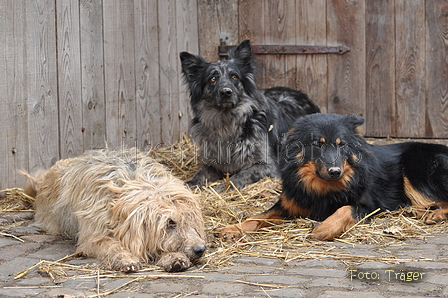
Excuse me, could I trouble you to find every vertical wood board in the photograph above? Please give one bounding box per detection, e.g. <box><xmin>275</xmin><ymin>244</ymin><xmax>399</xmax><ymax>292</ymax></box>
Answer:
<box><xmin>425</xmin><ymin>0</ymin><xmax>448</xmax><ymax>138</ymax></box>
<box><xmin>57</xmin><ymin>0</ymin><xmax>83</xmax><ymax>159</ymax></box>
<box><xmin>394</xmin><ymin>0</ymin><xmax>426</xmax><ymax>138</ymax></box>
<box><xmin>365</xmin><ymin>0</ymin><xmax>395</xmax><ymax>137</ymax></box>
<box><xmin>25</xmin><ymin>0</ymin><xmax>59</xmax><ymax>172</ymax></box>
<box><xmin>80</xmin><ymin>0</ymin><xmax>106</xmax><ymax>150</ymax></box>
<box><xmin>103</xmin><ymin>0</ymin><xmax>137</xmax><ymax>148</ymax></box>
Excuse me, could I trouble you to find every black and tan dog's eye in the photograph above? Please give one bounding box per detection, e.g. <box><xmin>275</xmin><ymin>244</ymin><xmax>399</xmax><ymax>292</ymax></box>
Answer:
<box><xmin>313</xmin><ymin>141</ymin><xmax>325</xmax><ymax>148</ymax></box>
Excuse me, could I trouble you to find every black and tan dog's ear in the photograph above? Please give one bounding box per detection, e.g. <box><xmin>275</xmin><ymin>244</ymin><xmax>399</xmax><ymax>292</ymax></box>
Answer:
<box><xmin>346</xmin><ymin>115</ymin><xmax>365</xmax><ymax>132</ymax></box>
<box><xmin>229</xmin><ymin>39</ymin><xmax>256</xmax><ymax>75</ymax></box>
<box><xmin>179</xmin><ymin>52</ymin><xmax>207</xmax><ymax>82</ymax></box>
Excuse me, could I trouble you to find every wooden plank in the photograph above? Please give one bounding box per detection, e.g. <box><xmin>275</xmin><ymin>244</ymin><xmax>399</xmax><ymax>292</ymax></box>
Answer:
<box><xmin>103</xmin><ymin>0</ymin><xmax>137</xmax><ymax>148</ymax></box>
<box><xmin>239</xmin><ymin>0</ymin><xmax>266</xmax><ymax>87</ymax></box>
<box><xmin>134</xmin><ymin>0</ymin><xmax>161</xmax><ymax>148</ymax></box>
<box><xmin>56</xmin><ymin>0</ymin><xmax>83</xmax><ymax>158</ymax></box>
<box><xmin>294</xmin><ymin>0</ymin><xmax>328</xmax><ymax>113</ymax></box>
<box><xmin>327</xmin><ymin>0</ymin><xmax>366</xmax><ymax>119</ymax></box>
<box><xmin>264</xmin><ymin>0</ymin><xmax>296</xmax><ymax>88</ymax></box>
<box><xmin>79</xmin><ymin>0</ymin><xmax>106</xmax><ymax>150</ymax></box>
<box><xmin>395</xmin><ymin>0</ymin><xmax>426</xmax><ymax>138</ymax></box>
<box><xmin>0</xmin><ymin>0</ymin><xmax>28</xmax><ymax>188</ymax></box>
<box><xmin>176</xmin><ymin>0</ymin><xmax>199</xmax><ymax>137</ymax></box>
<box><xmin>197</xmin><ymin>0</ymin><xmax>238</xmax><ymax>61</ymax></box>
<box><xmin>425</xmin><ymin>0</ymin><xmax>448</xmax><ymax>138</ymax></box>
<box><xmin>25</xmin><ymin>0</ymin><xmax>59</xmax><ymax>172</ymax></box>
<box><xmin>158</xmin><ymin>0</ymin><xmax>180</xmax><ymax>145</ymax></box>
<box><xmin>365</xmin><ymin>0</ymin><xmax>395</xmax><ymax>137</ymax></box>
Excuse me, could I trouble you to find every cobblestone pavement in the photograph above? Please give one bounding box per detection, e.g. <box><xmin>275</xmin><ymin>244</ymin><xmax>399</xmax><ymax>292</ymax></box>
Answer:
<box><xmin>1</xmin><ymin>211</ymin><xmax>448</xmax><ymax>297</ymax></box>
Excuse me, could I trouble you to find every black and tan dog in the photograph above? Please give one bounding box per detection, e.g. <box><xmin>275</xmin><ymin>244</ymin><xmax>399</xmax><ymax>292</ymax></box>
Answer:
<box><xmin>221</xmin><ymin>113</ymin><xmax>448</xmax><ymax>240</ymax></box>
<box><xmin>180</xmin><ymin>39</ymin><xmax>319</xmax><ymax>190</ymax></box>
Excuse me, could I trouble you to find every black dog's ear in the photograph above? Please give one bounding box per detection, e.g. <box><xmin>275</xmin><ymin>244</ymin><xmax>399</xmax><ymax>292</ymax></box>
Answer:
<box><xmin>346</xmin><ymin>115</ymin><xmax>365</xmax><ymax>131</ymax></box>
<box><xmin>179</xmin><ymin>52</ymin><xmax>207</xmax><ymax>82</ymax></box>
<box><xmin>229</xmin><ymin>39</ymin><xmax>256</xmax><ymax>75</ymax></box>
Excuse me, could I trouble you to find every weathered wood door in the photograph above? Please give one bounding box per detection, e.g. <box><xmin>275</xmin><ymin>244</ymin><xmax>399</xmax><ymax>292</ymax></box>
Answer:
<box><xmin>205</xmin><ymin>0</ymin><xmax>448</xmax><ymax>138</ymax></box>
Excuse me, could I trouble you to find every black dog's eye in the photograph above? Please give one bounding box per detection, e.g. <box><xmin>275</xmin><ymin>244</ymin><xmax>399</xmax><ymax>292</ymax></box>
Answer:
<box><xmin>210</xmin><ymin>76</ymin><xmax>217</xmax><ymax>82</ymax></box>
<box><xmin>167</xmin><ymin>219</ymin><xmax>177</xmax><ymax>229</ymax></box>
<box><xmin>231</xmin><ymin>75</ymin><xmax>238</xmax><ymax>80</ymax></box>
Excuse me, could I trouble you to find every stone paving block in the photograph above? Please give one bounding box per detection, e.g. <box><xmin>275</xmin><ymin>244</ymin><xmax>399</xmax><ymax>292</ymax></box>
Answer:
<box><xmin>10</xmin><ymin>226</ymin><xmax>41</xmax><ymax>235</ymax></box>
<box><xmin>21</xmin><ymin>234</ymin><xmax>59</xmax><ymax>243</ymax></box>
<box><xmin>0</xmin><ymin>242</ymin><xmax>42</xmax><ymax>262</ymax></box>
<box><xmin>27</xmin><ymin>242</ymin><xmax>76</xmax><ymax>260</ymax></box>
<box><xmin>0</xmin><ymin>212</ymin><xmax>34</xmax><ymax>225</ymax></box>
<box><xmin>108</xmin><ymin>292</ymin><xmax>155</xmax><ymax>298</ymax></box>
<box><xmin>309</xmin><ymin>277</ymin><xmax>364</xmax><ymax>289</ymax></box>
<box><xmin>247</xmin><ymin>287</ymin><xmax>305</xmax><ymax>297</ymax></box>
<box><xmin>0</xmin><ymin>257</ymin><xmax>40</xmax><ymax>280</ymax></box>
<box><xmin>63</xmin><ymin>277</ymin><xmax>97</xmax><ymax>291</ymax></box>
<box><xmin>0</xmin><ymin>238</ymin><xmax>18</xmax><ymax>248</ymax></box>
<box><xmin>289</xmin><ymin>259</ymin><xmax>342</xmax><ymax>268</ymax></box>
<box><xmin>422</xmin><ymin>272</ymin><xmax>448</xmax><ymax>285</ymax></box>
<box><xmin>148</xmin><ymin>282</ymin><xmax>188</xmax><ymax>293</ymax></box>
<box><xmin>244</xmin><ymin>274</ymin><xmax>307</xmax><ymax>285</ymax></box>
<box><xmin>286</xmin><ymin>268</ymin><xmax>347</xmax><ymax>278</ymax></box>
<box><xmin>233</xmin><ymin>256</ymin><xmax>279</xmax><ymax>266</ymax></box>
<box><xmin>225</xmin><ymin>265</ymin><xmax>277</xmax><ymax>274</ymax></box>
<box><xmin>103</xmin><ymin>278</ymin><xmax>133</xmax><ymax>291</ymax></box>
<box><xmin>41</xmin><ymin>287</ymin><xmax>96</xmax><ymax>298</ymax></box>
<box><xmin>317</xmin><ymin>290</ymin><xmax>385</xmax><ymax>298</ymax></box>
<box><xmin>404</xmin><ymin>261</ymin><xmax>448</xmax><ymax>270</ymax></box>
<box><xmin>16</xmin><ymin>277</ymin><xmax>50</xmax><ymax>286</ymax></box>
<box><xmin>430</xmin><ymin>237</ymin><xmax>448</xmax><ymax>245</ymax></box>
<box><xmin>67</xmin><ymin>257</ymin><xmax>100</xmax><ymax>267</ymax></box>
<box><xmin>0</xmin><ymin>286</ymin><xmax>46</xmax><ymax>297</ymax></box>
<box><xmin>201</xmin><ymin>281</ymin><xmax>245</xmax><ymax>296</ymax></box>
<box><xmin>386</xmin><ymin>282</ymin><xmax>441</xmax><ymax>294</ymax></box>
<box><xmin>192</xmin><ymin>272</ymin><xmax>240</xmax><ymax>282</ymax></box>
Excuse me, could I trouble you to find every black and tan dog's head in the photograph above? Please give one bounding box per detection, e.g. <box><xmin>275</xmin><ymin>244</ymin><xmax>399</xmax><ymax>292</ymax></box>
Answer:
<box><xmin>281</xmin><ymin>114</ymin><xmax>366</xmax><ymax>195</ymax></box>
<box><xmin>180</xmin><ymin>39</ymin><xmax>258</xmax><ymax>114</ymax></box>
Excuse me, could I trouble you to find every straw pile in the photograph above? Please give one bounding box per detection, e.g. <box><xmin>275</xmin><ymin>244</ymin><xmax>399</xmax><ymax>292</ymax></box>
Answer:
<box><xmin>1</xmin><ymin>135</ymin><xmax>448</xmax><ymax>286</ymax></box>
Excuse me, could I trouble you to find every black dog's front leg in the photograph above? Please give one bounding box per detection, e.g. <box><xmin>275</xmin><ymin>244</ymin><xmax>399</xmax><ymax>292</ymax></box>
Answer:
<box><xmin>187</xmin><ymin>165</ymin><xmax>224</xmax><ymax>189</ymax></box>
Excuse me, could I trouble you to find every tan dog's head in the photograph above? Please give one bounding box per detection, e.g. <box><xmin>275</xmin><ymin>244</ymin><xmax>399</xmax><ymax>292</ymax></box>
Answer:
<box><xmin>109</xmin><ymin>172</ymin><xmax>206</xmax><ymax>267</ymax></box>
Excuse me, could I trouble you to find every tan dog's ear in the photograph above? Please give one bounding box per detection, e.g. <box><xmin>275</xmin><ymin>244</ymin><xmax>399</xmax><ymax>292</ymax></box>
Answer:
<box><xmin>18</xmin><ymin>169</ymin><xmax>47</xmax><ymax>198</ymax></box>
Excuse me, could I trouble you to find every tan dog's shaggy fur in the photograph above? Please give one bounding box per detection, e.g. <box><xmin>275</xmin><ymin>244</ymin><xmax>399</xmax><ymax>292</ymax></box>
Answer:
<box><xmin>21</xmin><ymin>148</ymin><xmax>206</xmax><ymax>272</ymax></box>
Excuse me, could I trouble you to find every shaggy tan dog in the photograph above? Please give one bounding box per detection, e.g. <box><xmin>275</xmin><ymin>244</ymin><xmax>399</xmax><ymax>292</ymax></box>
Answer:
<box><xmin>21</xmin><ymin>148</ymin><xmax>206</xmax><ymax>272</ymax></box>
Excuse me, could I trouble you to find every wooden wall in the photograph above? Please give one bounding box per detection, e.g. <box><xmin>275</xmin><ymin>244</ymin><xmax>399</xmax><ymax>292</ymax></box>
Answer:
<box><xmin>199</xmin><ymin>0</ymin><xmax>448</xmax><ymax>138</ymax></box>
<box><xmin>0</xmin><ymin>0</ymin><xmax>447</xmax><ymax>189</ymax></box>
<box><xmin>0</xmin><ymin>0</ymin><xmax>198</xmax><ymax>189</ymax></box>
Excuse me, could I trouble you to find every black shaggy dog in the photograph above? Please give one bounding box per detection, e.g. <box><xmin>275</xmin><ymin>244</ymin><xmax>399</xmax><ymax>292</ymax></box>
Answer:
<box><xmin>220</xmin><ymin>113</ymin><xmax>448</xmax><ymax>240</ymax></box>
<box><xmin>180</xmin><ymin>39</ymin><xmax>320</xmax><ymax>190</ymax></box>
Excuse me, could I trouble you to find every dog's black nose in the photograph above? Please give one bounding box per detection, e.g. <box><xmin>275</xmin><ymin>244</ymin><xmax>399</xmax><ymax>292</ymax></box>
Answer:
<box><xmin>193</xmin><ymin>244</ymin><xmax>206</xmax><ymax>258</ymax></box>
<box><xmin>328</xmin><ymin>167</ymin><xmax>342</xmax><ymax>178</ymax></box>
<box><xmin>220</xmin><ymin>87</ymin><xmax>233</xmax><ymax>98</ymax></box>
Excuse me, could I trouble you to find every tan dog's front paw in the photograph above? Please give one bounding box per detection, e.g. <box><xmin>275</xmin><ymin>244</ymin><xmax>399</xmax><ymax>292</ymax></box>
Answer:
<box><xmin>157</xmin><ymin>252</ymin><xmax>192</xmax><ymax>272</ymax></box>
<box><xmin>111</xmin><ymin>256</ymin><xmax>142</xmax><ymax>272</ymax></box>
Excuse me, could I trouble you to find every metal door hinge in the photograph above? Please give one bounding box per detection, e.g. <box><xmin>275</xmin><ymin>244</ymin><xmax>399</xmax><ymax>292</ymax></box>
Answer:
<box><xmin>218</xmin><ymin>44</ymin><xmax>350</xmax><ymax>57</ymax></box>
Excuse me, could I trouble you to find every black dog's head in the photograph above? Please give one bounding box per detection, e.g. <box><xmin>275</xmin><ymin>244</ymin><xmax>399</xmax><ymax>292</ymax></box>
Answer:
<box><xmin>281</xmin><ymin>114</ymin><xmax>366</xmax><ymax>194</ymax></box>
<box><xmin>180</xmin><ymin>39</ymin><xmax>259</xmax><ymax>113</ymax></box>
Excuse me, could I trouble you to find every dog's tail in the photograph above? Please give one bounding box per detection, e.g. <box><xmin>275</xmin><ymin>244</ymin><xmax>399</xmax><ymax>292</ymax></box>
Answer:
<box><xmin>18</xmin><ymin>169</ymin><xmax>46</xmax><ymax>198</ymax></box>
